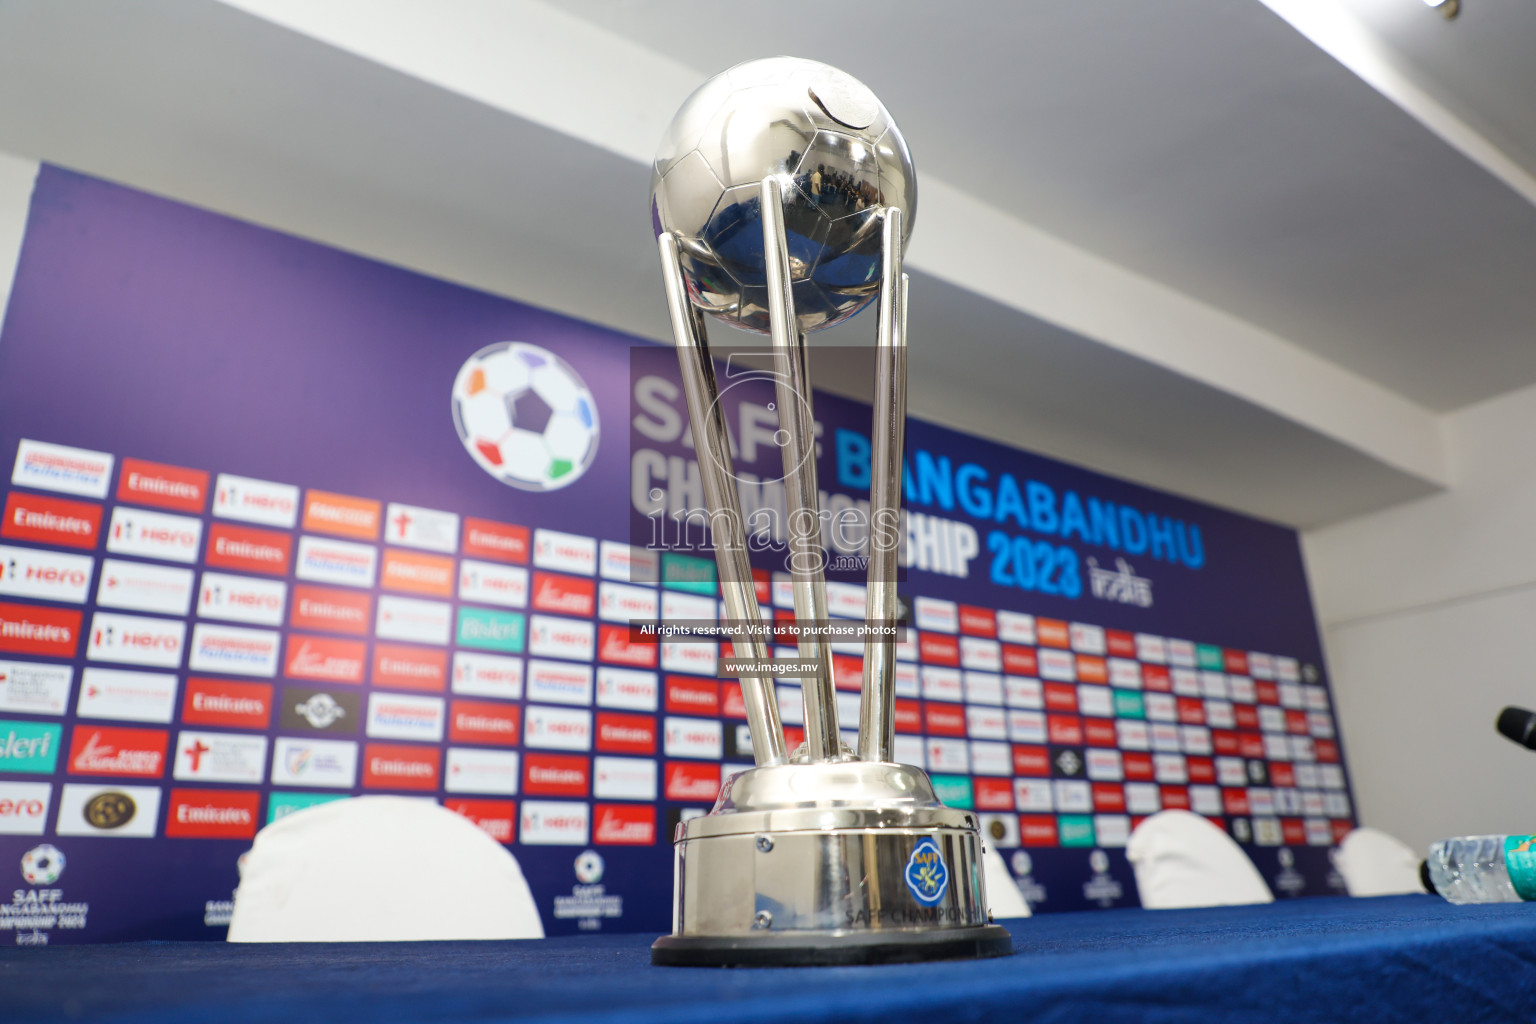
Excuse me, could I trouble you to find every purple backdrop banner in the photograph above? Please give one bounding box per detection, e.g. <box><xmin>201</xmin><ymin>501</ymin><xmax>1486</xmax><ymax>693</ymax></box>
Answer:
<box><xmin>0</xmin><ymin>167</ymin><xmax>1353</xmax><ymax>945</ymax></box>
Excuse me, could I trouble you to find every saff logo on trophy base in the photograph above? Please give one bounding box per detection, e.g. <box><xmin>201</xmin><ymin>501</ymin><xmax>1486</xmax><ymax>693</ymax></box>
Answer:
<box><xmin>648</xmin><ymin>57</ymin><xmax>1012</xmax><ymax>967</ymax></box>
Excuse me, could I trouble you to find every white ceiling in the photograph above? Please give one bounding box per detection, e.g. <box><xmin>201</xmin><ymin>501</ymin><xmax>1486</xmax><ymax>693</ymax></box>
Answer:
<box><xmin>561</xmin><ymin>0</ymin><xmax>1536</xmax><ymax>414</ymax></box>
<box><xmin>0</xmin><ymin>0</ymin><xmax>1530</xmax><ymax>528</ymax></box>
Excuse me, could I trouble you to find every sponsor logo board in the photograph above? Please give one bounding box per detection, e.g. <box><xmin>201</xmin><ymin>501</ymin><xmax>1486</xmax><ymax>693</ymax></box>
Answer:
<box><xmin>205</xmin><ymin>523</ymin><xmax>292</xmax><ymax>576</ymax></box>
<box><xmin>385</xmin><ymin>503</ymin><xmax>460</xmax><ymax>553</ymax></box>
<box><xmin>526</xmin><ymin>659</ymin><xmax>593</xmax><ymax>706</ymax></box>
<box><xmin>55</xmin><ymin>783</ymin><xmax>161</xmax><ymax>837</ymax></box>
<box><xmin>107</xmin><ymin>507</ymin><xmax>202</xmax><ymax>564</ymax></box>
<box><xmin>197</xmin><ymin>572</ymin><xmax>286</xmax><ymax>626</ymax></box>
<box><xmin>444</xmin><ymin>797</ymin><xmax>516</xmax><ymax>842</ymax></box>
<box><xmin>376</xmin><ymin>594</ymin><xmax>451</xmax><ymax>646</ymax></box>
<box><xmin>12</xmin><ymin>440</ymin><xmax>113</xmax><ymax>498</ymax></box>
<box><xmin>76</xmin><ymin>668</ymin><xmax>178</xmax><ymax>723</ymax></box>
<box><xmin>595</xmin><ymin>666</ymin><xmax>658</xmax><ymax>711</ymax></box>
<box><xmin>295</xmin><ymin>535</ymin><xmax>378</xmax><ymax>588</ymax></box>
<box><xmin>593</xmin><ymin>756</ymin><xmax>656</xmax><ymax>801</ymax></box>
<box><xmin>173</xmin><ymin>730</ymin><xmax>268</xmax><ymax>783</ymax></box>
<box><xmin>87</xmin><ymin>611</ymin><xmax>182</xmax><ymax>667</ymax></box>
<box><xmin>270</xmin><ymin>736</ymin><xmax>359</xmax><ymax>788</ymax></box>
<box><xmin>301</xmin><ymin>490</ymin><xmax>381</xmax><ymax>540</ymax></box>
<box><xmin>165</xmin><ymin>789</ymin><xmax>260</xmax><ymax>839</ymax></box>
<box><xmin>68</xmin><ymin>724</ymin><xmax>167</xmax><ymax>777</ymax></box>
<box><xmin>0</xmin><ymin>720</ymin><xmax>62</xmax><ymax>773</ymax></box>
<box><xmin>445</xmin><ymin>747</ymin><xmax>520</xmax><ymax>795</ymax></box>
<box><xmin>0</xmin><ymin>781</ymin><xmax>52</xmax><ymax>835</ymax></box>
<box><xmin>372</xmin><ymin>643</ymin><xmax>447</xmax><ymax>691</ymax></box>
<box><xmin>457</xmin><ymin>607</ymin><xmax>525</xmax><ymax>653</ymax></box>
<box><xmin>117</xmin><ymin>458</ymin><xmax>208</xmax><ymax>513</ymax></box>
<box><xmin>2</xmin><ymin>492</ymin><xmax>102</xmax><ymax>549</ymax></box>
<box><xmin>280</xmin><ymin>686</ymin><xmax>359</xmax><ymax>733</ymax></box>
<box><xmin>284</xmin><ymin>634</ymin><xmax>366</xmax><ymax>684</ymax></box>
<box><xmin>96</xmin><ymin>558</ymin><xmax>194</xmax><ymax>615</ymax></box>
<box><xmin>187</xmin><ymin>622</ymin><xmax>279</xmax><ymax>677</ymax></box>
<box><xmin>462</xmin><ymin>518</ymin><xmax>529</xmax><ymax>564</ymax></box>
<box><xmin>0</xmin><ymin>544</ymin><xmax>93</xmax><ymax>603</ymax></box>
<box><xmin>532</xmin><ymin>529</ymin><xmax>596</xmax><ymax>575</ymax></box>
<box><xmin>451</xmin><ymin>651</ymin><xmax>523</xmax><ymax>700</ymax></box>
<box><xmin>529</xmin><ymin>615</ymin><xmax>595</xmax><ymax>661</ymax></box>
<box><xmin>0</xmin><ymin>660</ymin><xmax>72</xmax><ymax>716</ymax></box>
<box><xmin>523</xmin><ymin>705</ymin><xmax>592</xmax><ymax>751</ymax></box>
<box><xmin>183</xmin><ymin>678</ymin><xmax>273</xmax><ymax>729</ymax></box>
<box><xmin>366</xmin><ymin>692</ymin><xmax>445</xmax><ymax>742</ymax></box>
<box><xmin>0</xmin><ymin>601</ymin><xmax>82</xmax><ymax>657</ymax></box>
<box><xmin>290</xmin><ymin>583</ymin><xmax>370</xmax><ymax>635</ymax></box>
<box><xmin>448</xmin><ymin>699</ymin><xmax>520</xmax><ymax>746</ymax></box>
<box><xmin>457</xmin><ymin>559</ymin><xmax>527</xmax><ymax>608</ymax></box>
<box><xmin>362</xmin><ymin>743</ymin><xmax>440</xmax><ymax>791</ymax></box>
<box><xmin>381</xmin><ymin>549</ymin><xmax>455</xmax><ymax>598</ymax></box>
<box><xmin>519</xmin><ymin>800</ymin><xmax>589</xmax><ymax>845</ymax></box>
<box><xmin>593</xmin><ymin>803</ymin><xmax>655</xmax><ymax>845</ymax></box>
<box><xmin>213</xmin><ymin>474</ymin><xmax>299</xmax><ymax>528</ymax></box>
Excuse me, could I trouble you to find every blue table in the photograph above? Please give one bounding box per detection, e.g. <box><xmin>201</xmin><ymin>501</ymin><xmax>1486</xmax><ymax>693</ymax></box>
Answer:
<box><xmin>3</xmin><ymin>895</ymin><xmax>1535</xmax><ymax>1023</ymax></box>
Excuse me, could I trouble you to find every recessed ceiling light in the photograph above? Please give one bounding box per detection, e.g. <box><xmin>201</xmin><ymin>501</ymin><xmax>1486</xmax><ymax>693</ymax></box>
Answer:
<box><xmin>1422</xmin><ymin>0</ymin><xmax>1460</xmax><ymax>18</ymax></box>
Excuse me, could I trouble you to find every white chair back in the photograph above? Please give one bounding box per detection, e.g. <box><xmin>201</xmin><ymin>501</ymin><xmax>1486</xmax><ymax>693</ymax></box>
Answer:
<box><xmin>1335</xmin><ymin>827</ymin><xmax>1424</xmax><ymax>897</ymax></box>
<box><xmin>1127</xmin><ymin>810</ymin><xmax>1274</xmax><ymax>909</ymax></box>
<box><xmin>982</xmin><ymin>844</ymin><xmax>1032</xmax><ymax>918</ymax></box>
<box><xmin>227</xmin><ymin>796</ymin><xmax>544</xmax><ymax>942</ymax></box>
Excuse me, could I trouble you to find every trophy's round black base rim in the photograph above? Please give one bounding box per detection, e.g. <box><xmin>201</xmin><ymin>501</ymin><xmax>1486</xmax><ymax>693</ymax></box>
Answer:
<box><xmin>651</xmin><ymin>925</ymin><xmax>1014</xmax><ymax>967</ymax></box>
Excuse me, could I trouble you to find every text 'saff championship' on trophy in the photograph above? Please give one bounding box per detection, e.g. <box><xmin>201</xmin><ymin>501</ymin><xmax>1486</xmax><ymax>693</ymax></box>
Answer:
<box><xmin>648</xmin><ymin>56</ymin><xmax>1013</xmax><ymax>966</ymax></box>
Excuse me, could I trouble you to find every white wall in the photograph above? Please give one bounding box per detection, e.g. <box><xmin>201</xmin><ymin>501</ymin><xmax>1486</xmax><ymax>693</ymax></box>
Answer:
<box><xmin>0</xmin><ymin>150</ymin><xmax>40</xmax><ymax>330</ymax></box>
<box><xmin>1304</xmin><ymin>381</ymin><xmax>1536</xmax><ymax>852</ymax></box>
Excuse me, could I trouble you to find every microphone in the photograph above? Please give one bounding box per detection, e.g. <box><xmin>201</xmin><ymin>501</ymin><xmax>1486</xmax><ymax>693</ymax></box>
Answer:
<box><xmin>1496</xmin><ymin>706</ymin><xmax>1536</xmax><ymax>750</ymax></box>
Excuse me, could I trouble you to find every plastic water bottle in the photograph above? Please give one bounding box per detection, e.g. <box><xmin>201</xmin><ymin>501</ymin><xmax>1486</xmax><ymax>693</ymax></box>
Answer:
<box><xmin>1424</xmin><ymin>835</ymin><xmax>1536</xmax><ymax>904</ymax></box>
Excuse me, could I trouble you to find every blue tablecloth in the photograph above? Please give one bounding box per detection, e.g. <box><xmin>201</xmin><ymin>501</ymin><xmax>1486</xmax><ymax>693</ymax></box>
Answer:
<box><xmin>4</xmin><ymin>895</ymin><xmax>1536</xmax><ymax>1023</ymax></box>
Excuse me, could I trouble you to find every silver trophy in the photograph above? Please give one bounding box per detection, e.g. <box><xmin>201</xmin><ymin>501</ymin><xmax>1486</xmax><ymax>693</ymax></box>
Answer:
<box><xmin>649</xmin><ymin>57</ymin><xmax>1012</xmax><ymax>966</ymax></box>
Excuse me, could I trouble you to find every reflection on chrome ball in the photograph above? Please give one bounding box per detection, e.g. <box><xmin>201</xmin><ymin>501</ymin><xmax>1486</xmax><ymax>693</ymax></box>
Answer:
<box><xmin>652</xmin><ymin>56</ymin><xmax>916</xmax><ymax>335</ymax></box>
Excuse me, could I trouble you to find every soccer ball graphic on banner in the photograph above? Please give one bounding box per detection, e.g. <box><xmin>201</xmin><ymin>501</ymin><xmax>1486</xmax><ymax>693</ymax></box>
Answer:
<box><xmin>21</xmin><ymin>844</ymin><xmax>64</xmax><ymax>885</ymax></box>
<box><xmin>451</xmin><ymin>342</ymin><xmax>599</xmax><ymax>492</ymax></box>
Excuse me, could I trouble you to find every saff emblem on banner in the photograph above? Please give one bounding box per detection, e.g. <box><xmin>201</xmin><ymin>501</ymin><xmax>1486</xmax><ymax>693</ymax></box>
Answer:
<box><xmin>904</xmin><ymin>837</ymin><xmax>949</xmax><ymax>906</ymax></box>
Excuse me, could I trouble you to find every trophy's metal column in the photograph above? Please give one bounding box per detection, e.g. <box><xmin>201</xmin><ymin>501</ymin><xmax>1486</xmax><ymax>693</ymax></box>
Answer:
<box><xmin>649</xmin><ymin>57</ymin><xmax>1013</xmax><ymax>966</ymax></box>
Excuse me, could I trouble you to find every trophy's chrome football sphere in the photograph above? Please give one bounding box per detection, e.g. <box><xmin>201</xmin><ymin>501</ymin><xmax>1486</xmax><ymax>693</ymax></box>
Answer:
<box><xmin>652</xmin><ymin>57</ymin><xmax>916</xmax><ymax>335</ymax></box>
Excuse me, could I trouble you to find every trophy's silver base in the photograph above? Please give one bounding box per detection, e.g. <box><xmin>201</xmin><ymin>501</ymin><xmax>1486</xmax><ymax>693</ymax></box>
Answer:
<box><xmin>651</xmin><ymin>924</ymin><xmax>1014</xmax><ymax>967</ymax></box>
<box><xmin>653</xmin><ymin>761</ymin><xmax>1015</xmax><ymax>968</ymax></box>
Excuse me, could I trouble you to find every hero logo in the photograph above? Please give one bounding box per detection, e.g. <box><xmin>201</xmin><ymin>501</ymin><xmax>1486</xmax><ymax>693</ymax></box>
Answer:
<box><xmin>529</xmin><ymin>615</ymin><xmax>595</xmax><ymax>661</ymax></box>
<box><xmin>595</xmin><ymin>667</ymin><xmax>658</xmax><ymax>711</ymax></box>
<box><xmin>597</xmin><ymin>582</ymin><xmax>657</xmax><ymax>624</ymax></box>
<box><xmin>107</xmin><ymin>508</ymin><xmax>202</xmax><ymax>564</ymax></box>
<box><xmin>0</xmin><ymin>781</ymin><xmax>52</xmax><ymax>836</ymax></box>
<box><xmin>662</xmin><ymin>717</ymin><xmax>722</xmax><ymax>760</ymax></box>
<box><xmin>451</xmin><ymin>652</ymin><xmax>523</xmax><ymax>701</ymax></box>
<box><xmin>523</xmin><ymin>705</ymin><xmax>592</xmax><ymax>751</ymax></box>
<box><xmin>213</xmin><ymin>474</ymin><xmax>299</xmax><ymax>528</ymax></box>
<box><xmin>457</xmin><ymin>560</ymin><xmax>528</xmax><ymax>609</ymax></box>
<box><xmin>198</xmin><ymin>572</ymin><xmax>286</xmax><ymax>626</ymax></box>
<box><xmin>88</xmin><ymin>612</ymin><xmax>185</xmax><ymax>669</ymax></box>
<box><xmin>532</xmin><ymin>529</ymin><xmax>596</xmax><ymax>576</ymax></box>
<box><xmin>0</xmin><ymin>546</ymin><xmax>93</xmax><ymax>603</ymax></box>
<box><xmin>519</xmin><ymin>800</ymin><xmax>589</xmax><ymax>845</ymax></box>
